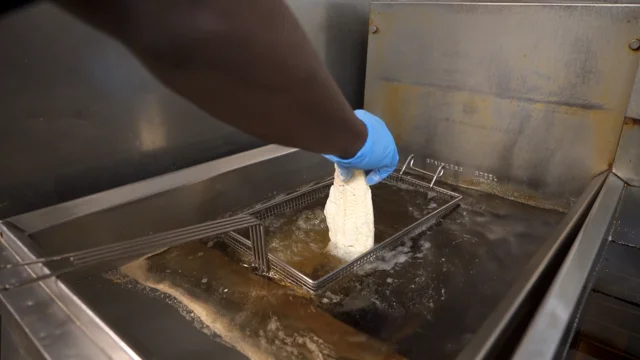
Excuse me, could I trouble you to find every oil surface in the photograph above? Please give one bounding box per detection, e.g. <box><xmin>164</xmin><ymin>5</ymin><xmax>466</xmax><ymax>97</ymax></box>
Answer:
<box><xmin>263</xmin><ymin>182</ymin><xmax>448</xmax><ymax>279</ymax></box>
<box><xmin>218</xmin><ymin>180</ymin><xmax>564</xmax><ymax>359</ymax></box>
<box><xmin>111</xmin><ymin>179</ymin><xmax>565</xmax><ymax>360</ymax></box>
<box><xmin>313</xmin><ymin>185</ymin><xmax>564</xmax><ymax>359</ymax></box>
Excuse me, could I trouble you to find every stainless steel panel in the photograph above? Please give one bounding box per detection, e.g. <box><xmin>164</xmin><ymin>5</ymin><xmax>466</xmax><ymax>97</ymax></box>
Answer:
<box><xmin>0</xmin><ymin>3</ymin><xmax>259</xmax><ymax>219</ymax></box>
<box><xmin>287</xmin><ymin>0</ymin><xmax>373</xmax><ymax>108</ymax></box>
<box><xmin>9</xmin><ymin>145</ymin><xmax>299</xmax><ymax>233</ymax></box>
<box><xmin>573</xmin><ymin>291</ymin><xmax>640</xmax><ymax>359</ymax></box>
<box><xmin>2</xmin><ymin>314</ymin><xmax>46</xmax><ymax>360</ymax></box>
<box><xmin>626</xmin><ymin>66</ymin><xmax>640</xmax><ymax>119</ymax></box>
<box><xmin>591</xmin><ymin>186</ymin><xmax>640</xmax><ymax>317</ymax></box>
<box><xmin>365</xmin><ymin>2</ymin><xmax>640</xmax><ymax>209</ymax></box>
<box><xmin>613</xmin><ymin>118</ymin><xmax>640</xmax><ymax>186</ymax></box>
<box><xmin>0</xmin><ymin>1</ymin><xmax>373</xmax><ymax>219</ymax></box>
<box><xmin>592</xmin><ymin>242</ymin><xmax>640</xmax><ymax>316</ymax></box>
<box><xmin>512</xmin><ymin>173</ymin><xmax>625</xmax><ymax>360</ymax></box>
<box><xmin>457</xmin><ymin>171</ymin><xmax>606</xmax><ymax>360</ymax></box>
<box><xmin>0</xmin><ymin>222</ymin><xmax>140</xmax><ymax>360</ymax></box>
<box><xmin>606</xmin><ymin>182</ymin><xmax>640</xmax><ymax>248</ymax></box>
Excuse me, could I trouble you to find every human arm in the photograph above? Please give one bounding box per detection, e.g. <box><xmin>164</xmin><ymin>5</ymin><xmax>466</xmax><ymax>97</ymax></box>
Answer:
<box><xmin>5</xmin><ymin>0</ymin><xmax>398</xmax><ymax>183</ymax></box>
<box><xmin>54</xmin><ymin>0</ymin><xmax>370</xmax><ymax>159</ymax></box>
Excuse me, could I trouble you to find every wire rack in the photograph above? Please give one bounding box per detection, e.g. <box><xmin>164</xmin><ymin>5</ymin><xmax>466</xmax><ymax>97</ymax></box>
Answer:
<box><xmin>222</xmin><ymin>159</ymin><xmax>462</xmax><ymax>293</ymax></box>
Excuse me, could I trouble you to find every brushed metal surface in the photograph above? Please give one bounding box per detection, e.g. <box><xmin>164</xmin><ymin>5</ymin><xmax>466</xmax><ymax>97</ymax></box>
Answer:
<box><xmin>0</xmin><ymin>0</ymin><xmax>373</xmax><ymax>219</ymax></box>
<box><xmin>288</xmin><ymin>0</ymin><xmax>373</xmax><ymax>109</ymax></box>
<box><xmin>2</xmin><ymin>314</ymin><xmax>47</xmax><ymax>360</ymax></box>
<box><xmin>512</xmin><ymin>173</ymin><xmax>624</xmax><ymax>360</ymax></box>
<box><xmin>0</xmin><ymin>221</ymin><xmax>140</xmax><ymax>360</ymax></box>
<box><xmin>592</xmin><ymin>242</ymin><xmax>640</xmax><ymax>311</ymax></box>
<box><xmin>613</xmin><ymin>118</ymin><xmax>640</xmax><ymax>186</ymax></box>
<box><xmin>626</xmin><ymin>65</ymin><xmax>640</xmax><ymax>119</ymax></box>
<box><xmin>572</xmin><ymin>291</ymin><xmax>640</xmax><ymax>359</ymax></box>
<box><xmin>9</xmin><ymin>145</ymin><xmax>299</xmax><ymax>233</ymax></box>
<box><xmin>603</xmin><ymin>183</ymin><xmax>640</xmax><ymax>248</ymax></box>
<box><xmin>364</xmin><ymin>2</ymin><xmax>640</xmax><ymax>210</ymax></box>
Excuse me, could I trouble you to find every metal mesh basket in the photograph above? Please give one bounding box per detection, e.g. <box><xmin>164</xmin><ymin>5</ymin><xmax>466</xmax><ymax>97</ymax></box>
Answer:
<box><xmin>221</xmin><ymin>168</ymin><xmax>462</xmax><ymax>293</ymax></box>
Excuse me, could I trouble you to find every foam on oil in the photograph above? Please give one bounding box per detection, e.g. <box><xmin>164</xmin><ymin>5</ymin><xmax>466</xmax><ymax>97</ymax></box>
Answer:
<box><xmin>263</xmin><ymin>182</ymin><xmax>447</xmax><ymax>279</ymax></box>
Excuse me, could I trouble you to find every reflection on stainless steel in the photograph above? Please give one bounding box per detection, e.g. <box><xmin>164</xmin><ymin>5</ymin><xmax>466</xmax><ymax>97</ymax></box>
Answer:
<box><xmin>0</xmin><ymin>0</ymin><xmax>372</xmax><ymax>218</ymax></box>
<box><xmin>626</xmin><ymin>65</ymin><xmax>640</xmax><ymax>119</ymax></box>
<box><xmin>0</xmin><ymin>215</ymin><xmax>264</xmax><ymax>290</ymax></box>
<box><xmin>364</xmin><ymin>2</ymin><xmax>640</xmax><ymax>209</ymax></box>
<box><xmin>457</xmin><ymin>171</ymin><xmax>606</xmax><ymax>360</ymax></box>
<box><xmin>606</xmin><ymin>185</ymin><xmax>640</xmax><ymax>249</ymax></box>
<box><xmin>136</xmin><ymin>95</ymin><xmax>167</xmax><ymax>152</ymax></box>
<box><xmin>568</xmin><ymin>291</ymin><xmax>640</xmax><ymax>359</ymax></box>
<box><xmin>613</xmin><ymin>118</ymin><xmax>640</xmax><ymax>186</ymax></box>
<box><xmin>512</xmin><ymin>174</ymin><xmax>624</xmax><ymax>360</ymax></box>
<box><xmin>287</xmin><ymin>0</ymin><xmax>371</xmax><ymax>109</ymax></box>
<box><xmin>9</xmin><ymin>145</ymin><xmax>301</xmax><ymax>233</ymax></box>
<box><xmin>0</xmin><ymin>221</ymin><xmax>140</xmax><ymax>359</ymax></box>
<box><xmin>0</xmin><ymin>3</ymin><xmax>263</xmax><ymax>219</ymax></box>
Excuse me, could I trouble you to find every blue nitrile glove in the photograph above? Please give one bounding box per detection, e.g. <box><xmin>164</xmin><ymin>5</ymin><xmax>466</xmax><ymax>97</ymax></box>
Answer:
<box><xmin>324</xmin><ymin>110</ymin><xmax>399</xmax><ymax>185</ymax></box>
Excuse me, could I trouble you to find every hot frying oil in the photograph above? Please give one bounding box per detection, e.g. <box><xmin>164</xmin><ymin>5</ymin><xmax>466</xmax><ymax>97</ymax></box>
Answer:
<box><xmin>262</xmin><ymin>182</ymin><xmax>448</xmax><ymax>279</ymax></box>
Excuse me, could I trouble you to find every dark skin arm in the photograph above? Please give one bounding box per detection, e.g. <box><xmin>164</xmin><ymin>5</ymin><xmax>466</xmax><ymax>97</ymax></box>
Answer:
<box><xmin>54</xmin><ymin>0</ymin><xmax>367</xmax><ymax>159</ymax></box>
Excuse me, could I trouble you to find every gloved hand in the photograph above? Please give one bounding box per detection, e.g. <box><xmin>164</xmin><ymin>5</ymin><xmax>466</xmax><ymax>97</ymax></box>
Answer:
<box><xmin>324</xmin><ymin>110</ymin><xmax>399</xmax><ymax>185</ymax></box>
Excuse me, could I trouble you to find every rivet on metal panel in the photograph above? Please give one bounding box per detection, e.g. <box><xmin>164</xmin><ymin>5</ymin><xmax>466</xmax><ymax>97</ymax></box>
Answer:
<box><xmin>629</xmin><ymin>39</ymin><xmax>640</xmax><ymax>51</ymax></box>
<box><xmin>369</xmin><ymin>25</ymin><xmax>379</xmax><ymax>34</ymax></box>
